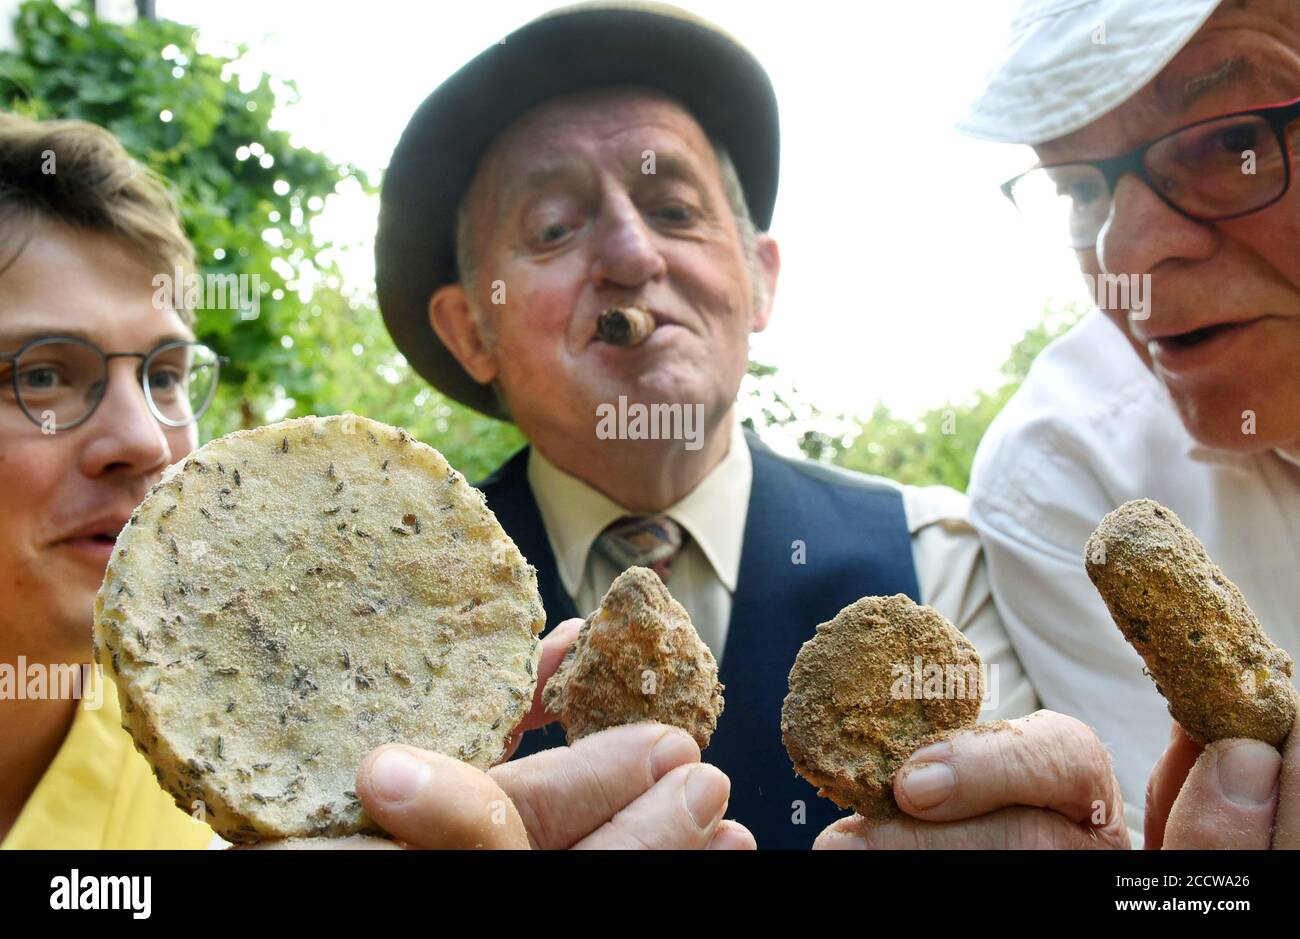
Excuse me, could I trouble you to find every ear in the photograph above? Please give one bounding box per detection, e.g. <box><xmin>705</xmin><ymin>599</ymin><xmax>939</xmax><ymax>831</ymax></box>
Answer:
<box><xmin>748</xmin><ymin>234</ymin><xmax>780</xmax><ymax>334</ymax></box>
<box><xmin>428</xmin><ymin>283</ymin><xmax>498</xmax><ymax>385</ymax></box>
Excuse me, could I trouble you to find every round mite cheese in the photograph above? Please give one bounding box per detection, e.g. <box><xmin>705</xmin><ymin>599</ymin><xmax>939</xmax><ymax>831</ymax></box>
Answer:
<box><xmin>92</xmin><ymin>415</ymin><xmax>545</xmax><ymax>843</ymax></box>
<box><xmin>782</xmin><ymin>595</ymin><xmax>984</xmax><ymax>820</ymax></box>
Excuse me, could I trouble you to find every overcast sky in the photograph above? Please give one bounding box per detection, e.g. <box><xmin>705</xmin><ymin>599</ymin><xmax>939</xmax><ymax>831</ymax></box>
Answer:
<box><xmin>157</xmin><ymin>0</ymin><xmax>1094</xmax><ymax>420</ymax></box>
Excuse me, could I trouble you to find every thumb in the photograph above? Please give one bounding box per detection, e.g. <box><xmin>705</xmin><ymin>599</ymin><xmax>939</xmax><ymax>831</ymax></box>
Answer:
<box><xmin>357</xmin><ymin>744</ymin><xmax>530</xmax><ymax>849</ymax></box>
<box><xmin>1162</xmin><ymin>739</ymin><xmax>1281</xmax><ymax>849</ymax></box>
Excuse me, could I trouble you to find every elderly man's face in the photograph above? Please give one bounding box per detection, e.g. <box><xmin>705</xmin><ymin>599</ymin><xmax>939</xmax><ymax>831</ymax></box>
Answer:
<box><xmin>1036</xmin><ymin>0</ymin><xmax>1300</xmax><ymax>452</ymax></box>
<box><xmin>433</xmin><ymin>87</ymin><xmax>776</xmax><ymax>452</ymax></box>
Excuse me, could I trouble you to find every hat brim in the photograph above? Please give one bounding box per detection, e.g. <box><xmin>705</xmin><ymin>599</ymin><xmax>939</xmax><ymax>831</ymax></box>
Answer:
<box><xmin>376</xmin><ymin>3</ymin><xmax>780</xmax><ymax>420</ymax></box>
<box><xmin>957</xmin><ymin>0</ymin><xmax>1222</xmax><ymax>146</ymax></box>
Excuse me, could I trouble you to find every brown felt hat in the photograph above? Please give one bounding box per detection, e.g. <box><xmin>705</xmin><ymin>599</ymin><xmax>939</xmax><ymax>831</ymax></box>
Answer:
<box><xmin>374</xmin><ymin>1</ymin><xmax>780</xmax><ymax>419</ymax></box>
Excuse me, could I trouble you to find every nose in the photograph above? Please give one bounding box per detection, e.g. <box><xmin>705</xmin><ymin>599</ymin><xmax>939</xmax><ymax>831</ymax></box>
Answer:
<box><xmin>1096</xmin><ymin>173</ymin><xmax>1218</xmax><ymax>288</ymax></box>
<box><xmin>588</xmin><ymin>192</ymin><xmax>668</xmax><ymax>290</ymax></box>
<box><xmin>79</xmin><ymin>358</ymin><xmax>174</xmax><ymax>481</ymax></box>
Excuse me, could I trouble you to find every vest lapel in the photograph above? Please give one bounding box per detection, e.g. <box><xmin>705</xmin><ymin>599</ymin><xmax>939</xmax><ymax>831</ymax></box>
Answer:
<box><xmin>707</xmin><ymin>431</ymin><xmax>920</xmax><ymax>848</ymax></box>
<box><xmin>478</xmin><ymin>434</ymin><xmax>921</xmax><ymax>848</ymax></box>
<box><xmin>475</xmin><ymin>448</ymin><xmax>577</xmax><ymax>756</ymax></box>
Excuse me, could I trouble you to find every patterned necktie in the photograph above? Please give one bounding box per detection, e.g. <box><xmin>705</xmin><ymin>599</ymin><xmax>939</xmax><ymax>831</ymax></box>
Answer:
<box><xmin>593</xmin><ymin>515</ymin><xmax>687</xmax><ymax>582</ymax></box>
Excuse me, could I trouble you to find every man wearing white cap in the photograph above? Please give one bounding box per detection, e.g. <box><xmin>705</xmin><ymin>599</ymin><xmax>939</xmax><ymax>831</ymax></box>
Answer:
<box><xmin>962</xmin><ymin>0</ymin><xmax>1300</xmax><ymax>847</ymax></box>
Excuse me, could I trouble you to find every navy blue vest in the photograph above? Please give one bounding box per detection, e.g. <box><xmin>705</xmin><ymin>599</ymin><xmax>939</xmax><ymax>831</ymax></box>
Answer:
<box><xmin>476</xmin><ymin>430</ymin><xmax>920</xmax><ymax>849</ymax></box>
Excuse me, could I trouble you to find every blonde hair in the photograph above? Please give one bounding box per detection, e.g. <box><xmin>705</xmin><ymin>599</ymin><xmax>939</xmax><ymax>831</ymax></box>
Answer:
<box><xmin>0</xmin><ymin>112</ymin><xmax>197</xmax><ymax>324</ymax></box>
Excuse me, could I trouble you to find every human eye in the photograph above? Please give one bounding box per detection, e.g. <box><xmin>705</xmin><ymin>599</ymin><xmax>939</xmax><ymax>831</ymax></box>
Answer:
<box><xmin>1064</xmin><ymin>178</ymin><xmax>1106</xmax><ymax>206</ymax></box>
<box><xmin>653</xmin><ymin>202</ymin><xmax>696</xmax><ymax>223</ymax></box>
<box><xmin>525</xmin><ymin>211</ymin><xmax>580</xmax><ymax>252</ymax></box>
<box><xmin>521</xmin><ymin>189</ymin><xmax>585</xmax><ymax>251</ymax></box>
<box><xmin>147</xmin><ymin>366</ymin><xmax>186</xmax><ymax>397</ymax></box>
<box><xmin>538</xmin><ymin>221</ymin><xmax>572</xmax><ymax>245</ymax></box>
<box><xmin>1163</xmin><ymin>117</ymin><xmax>1266</xmax><ymax>170</ymax></box>
<box><xmin>1047</xmin><ymin>167</ymin><xmax>1106</xmax><ymax>207</ymax></box>
<box><xmin>16</xmin><ymin>362</ymin><xmax>68</xmax><ymax>392</ymax></box>
<box><xmin>1212</xmin><ymin>120</ymin><xmax>1261</xmax><ymax>153</ymax></box>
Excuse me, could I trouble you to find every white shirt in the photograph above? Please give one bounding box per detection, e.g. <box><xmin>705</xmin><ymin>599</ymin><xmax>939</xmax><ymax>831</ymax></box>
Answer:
<box><xmin>969</xmin><ymin>311</ymin><xmax>1300</xmax><ymax>845</ymax></box>
<box><xmin>528</xmin><ymin>419</ymin><xmax>1039</xmax><ymax>723</ymax></box>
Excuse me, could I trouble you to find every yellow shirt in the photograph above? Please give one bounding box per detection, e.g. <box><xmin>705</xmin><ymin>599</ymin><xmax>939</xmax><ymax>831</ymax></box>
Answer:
<box><xmin>2</xmin><ymin>676</ymin><xmax>214</xmax><ymax>849</ymax></box>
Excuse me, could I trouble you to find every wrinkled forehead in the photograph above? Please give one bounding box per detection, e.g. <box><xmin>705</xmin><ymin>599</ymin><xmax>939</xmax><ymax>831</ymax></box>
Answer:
<box><xmin>476</xmin><ymin>85</ymin><xmax>715</xmax><ymax>186</ymax></box>
<box><xmin>1152</xmin><ymin>0</ymin><xmax>1300</xmax><ymax>103</ymax></box>
<box><xmin>1157</xmin><ymin>14</ymin><xmax>1300</xmax><ymax>103</ymax></box>
<box><xmin>1039</xmin><ymin>0</ymin><xmax>1300</xmax><ymax>158</ymax></box>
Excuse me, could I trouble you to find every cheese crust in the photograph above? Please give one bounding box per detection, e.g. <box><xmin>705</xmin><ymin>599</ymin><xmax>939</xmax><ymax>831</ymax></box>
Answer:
<box><xmin>93</xmin><ymin>415</ymin><xmax>545</xmax><ymax>842</ymax></box>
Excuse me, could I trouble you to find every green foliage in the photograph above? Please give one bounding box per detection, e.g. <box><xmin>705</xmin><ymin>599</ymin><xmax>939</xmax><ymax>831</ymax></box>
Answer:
<box><xmin>279</xmin><ymin>290</ymin><xmax>524</xmax><ymax>481</ymax></box>
<box><xmin>2</xmin><ymin>0</ymin><xmax>340</xmax><ymax>428</ymax></box>
<box><xmin>1</xmin><ymin>0</ymin><xmax>1073</xmax><ymax>489</ymax></box>
<box><xmin>829</xmin><ymin>304</ymin><xmax>1085</xmax><ymax>490</ymax></box>
<box><xmin>1</xmin><ymin>0</ymin><xmax>524</xmax><ymax>477</ymax></box>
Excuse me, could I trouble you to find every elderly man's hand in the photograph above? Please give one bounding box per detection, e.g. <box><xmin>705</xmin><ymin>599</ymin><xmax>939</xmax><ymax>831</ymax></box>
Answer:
<box><xmin>349</xmin><ymin>722</ymin><xmax>751</xmax><ymax>849</ymax></box>
<box><xmin>813</xmin><ymin>710</ymin><xmax>1129</xmax><ymax>849</ymax></box>
<box><xmin>1144</xmin><ymin>721</ymin><xmax>1299</xmax><ymax>850</ymax></box>
<box><xmin>248</xmin><ymin>617</ymin><xmax>753</xmax><ymax>850</ymax></box>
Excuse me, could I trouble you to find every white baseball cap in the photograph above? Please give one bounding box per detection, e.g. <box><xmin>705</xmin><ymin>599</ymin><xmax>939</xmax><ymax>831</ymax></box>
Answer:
<box><xmin>959</xmin><ymin>0</ymin><xmax>1224</xmax><ymax>145</ymax></box>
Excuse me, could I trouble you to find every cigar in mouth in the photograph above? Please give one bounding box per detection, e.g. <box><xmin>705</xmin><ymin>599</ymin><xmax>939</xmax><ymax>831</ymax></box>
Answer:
<box><xmin>595</xmin><ymin>306</ymin><xmax>656</xmax><ymax>347</ymax></box>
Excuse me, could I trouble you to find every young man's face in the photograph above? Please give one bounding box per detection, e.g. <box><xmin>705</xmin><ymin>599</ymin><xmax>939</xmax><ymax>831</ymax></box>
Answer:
<box><xmin>1037</xmin><ymin>0</ymin><xmax>1300</xmax><ymax>452</ymax></box>
<box><xmin>434</xmin><ymin>86</ymin><xmax>778</xmax><ymax>452</ymax></box>
<box><xmin>0</xmin><ymin>222</ymin><xmax>196</xmax><ymax>662</ymax></box>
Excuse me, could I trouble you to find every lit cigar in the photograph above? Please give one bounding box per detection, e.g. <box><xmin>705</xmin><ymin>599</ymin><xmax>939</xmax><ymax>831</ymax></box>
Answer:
<box><xmin>596</xmin><ymin>306</ymin><xmax>656</xmax><ymax>347</ymax></box>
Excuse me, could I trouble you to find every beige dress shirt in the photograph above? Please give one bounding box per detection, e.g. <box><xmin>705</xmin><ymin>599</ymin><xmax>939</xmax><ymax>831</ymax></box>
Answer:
<box><xmin>527</xmin><ymin>419</ymin><xmax>1038</xmax><ymax>723</ymax></box>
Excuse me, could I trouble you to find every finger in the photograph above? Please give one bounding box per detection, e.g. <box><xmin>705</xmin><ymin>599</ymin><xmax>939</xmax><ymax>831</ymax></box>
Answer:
<box><xmin>501</xmin><ymin>617</ymin><xmax>584</xmax><ymax>761</ymax></box>
<box><xmin>893</xmin><ymin>711</ymin><xmax>1124</xmax><ymax>834</ymax></box>
<box><xmin>1144</xmin><ymin>722</ymin><xmax>1203</xmax><ymax>849</ymax></box>
<box><xmin>1163</xmin><ymin>739</ymin><xmax>1280</xmax><ymax>850</ymax></box>
<box><xmin>572</xmin><ymin>762</ymin><xmax>731</xmax><ymax>849</ymax></box>
<box><xmin>489</xmin><ymin>722</ymin><xmax>700</xmax><ymax>849</ymax></box>
<box><xmin>1273</xmin><ymin>723</ymin><xmax>1300</xmax><ymax>849</ymax></box>
<box><xmin>811</xmin><ymin>814</ymin><xmax>869</xmax><ymax>850</ymax></box>
<box><xmin>707</xmin><ymin>819</ymin><xmax>757</xmax><ymax>850</ymax></box>
<box><xmin>814</xmin><ymin>806</ymin><xmax>1130</xmax><ymax>850</ymax></box>
<box><xmin>356</xmin><ymin>744</ymin><xmax>530</xmax><ymax>849</ymax></box>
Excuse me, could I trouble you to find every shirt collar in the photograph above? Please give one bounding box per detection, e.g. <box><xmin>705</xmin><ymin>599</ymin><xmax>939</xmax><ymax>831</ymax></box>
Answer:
<box><xmin>526</xmin><ymin>419</ymin><xmax>752</xmax><ymax>597</ymax></box>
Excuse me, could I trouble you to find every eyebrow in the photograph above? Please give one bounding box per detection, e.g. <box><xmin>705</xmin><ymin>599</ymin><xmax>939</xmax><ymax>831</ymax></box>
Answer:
<box><xmin>0</xmin><ymin>326</ymin><xmax>194</xmax><ymax>350</ymax></box>
<box><xmin>637</xmin><ymin>151</ymin><xmax>716</xmax><ymax>204</ymax></box>
<box><xmin>501</xmin><ymin>149</ymin><xmax>714</xmax><ymax>208</ymax></box>
<box><xmin>636</xmin><ymin>150</ymin><xmax>708</xmax><ymax>185</ymax></box>
<box><xmin>1160</xmin><ymin>57</ymin><xmax>1257</xmax><ymax>112</ymax></box>
<box><xmin>499</xmin><ymin>158</ymin><xmax>591</xmax><ymax>209</ymax></box>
